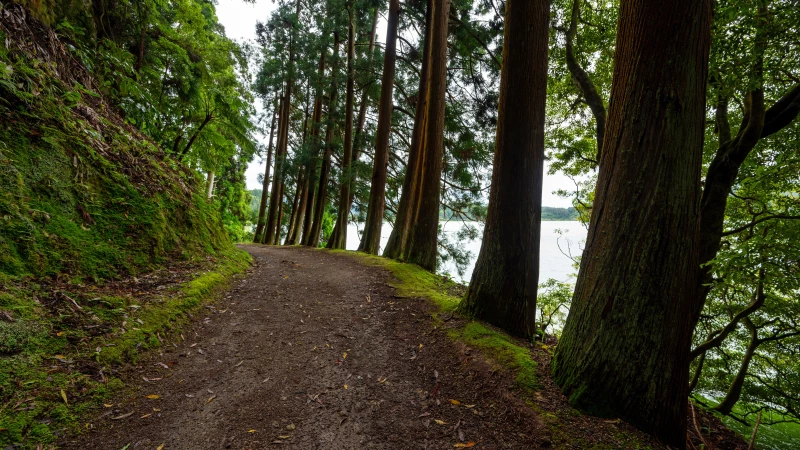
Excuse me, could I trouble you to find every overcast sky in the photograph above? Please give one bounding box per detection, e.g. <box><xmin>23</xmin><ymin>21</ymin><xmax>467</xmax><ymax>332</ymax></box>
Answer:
<box><xmin>215</xmin><ymin>0</ymin><xmax>576</xmax><ymax>208</ymax></box>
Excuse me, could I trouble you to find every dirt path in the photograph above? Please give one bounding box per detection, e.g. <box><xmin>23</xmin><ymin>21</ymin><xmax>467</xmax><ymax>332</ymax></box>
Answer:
<box><xmin>63</xmin><ymin>245</ymin><xmax>542</xmax><ymax>449</ymax></box>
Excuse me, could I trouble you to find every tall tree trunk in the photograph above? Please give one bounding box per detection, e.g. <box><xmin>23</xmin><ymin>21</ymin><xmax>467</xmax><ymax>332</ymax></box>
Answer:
<box><xmin>287</xmin><ymin>88</ymin><xmax>313</xmax><ymax>245</ymax></box>
<box><xmin>383</xmin><ymin>0</ymin><xmax>450</xmax><ymax>272</ymax></box>
<box><xmin>383</xmin><ymin>0</ymin><xmax>433</xmax><ymax>260</ymax></box>
<box><xmin>328</xmin><ymin>7</ymin><xmax>357</xmax><ymax>250</ymax></box>
<box><xmin>285</xmin><ymin>176</ymin><xmax>302</xmax><ymax>245</ymax></box>
<box><xmin>301</xmin><ymin>51</ymin><xmax>328</xmax><ymax>246</ymax></box>
<box><xmin>263</xmin><ymin>92</ymin><xmax>289</xmax><ymax>244</ymax></box>
<box><xmin>254</xmin><ymin>96</ymin><xmax>279</xmax><ymax>243</ymax></box>
<box><xmin>264</xmin><ymin>0</ymin><xmax>302</xmax><ymax>245</ymax></box>
<box><xmin>715</xmin><ymin>318</ymin><xmax>760</xmax><ymax>415</ymax></box>
<box><xmin>358</xmin><ymin>0</ymin><xmax>400</xmax><ymax>255</ymax></box>
<box><xmin>308</xmin><ymin>32</ymin><xmax>341</xmax><ymax>248</ymax></box>
<box><xmin>398</xmin><ymin>0</ymin><xmax>450</xmax><ymax>271</ymax></box>
<box><xmin>346</xmin><ymin>6</ymin><xmax>380</xmax><ymax>209</ymax></box>
<box><xmin>459</xmin><ymin>0</ymin><xmax>550</xmax><ymax>339</ymax></box>
<box><xmin>552</xmin><ymin>0</ymin><xmax>712</xmax><ymax>447</ymax></box>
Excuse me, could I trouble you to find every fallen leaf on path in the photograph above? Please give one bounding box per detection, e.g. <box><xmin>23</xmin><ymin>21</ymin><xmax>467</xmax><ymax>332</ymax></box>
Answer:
<box><xmin>464</xmin><ymin>404</ymin><xmax>476</xmax><ymax>408</ymax></box>
<box><xmin>278</xmin><ymin>435</ymin><xmax>291</xmax><ymax>439</ymax></box>
<box><xmin>234</xmin><ymin>360</ymin><xmax>244</xmax><ymax>367</ymax></box>
<box><xmin>153</xmin><ymin>408</ymin><xmax>161</xmax><ymax>412</ymax></box>
<box><xmin>248</xmin><ymin>429</ymin><xmax>256</xmax><ymax>433</ymax></box>
<box><xmin>146</xmin><ymin>394</ymin><xmax>160</xmax><ymax>399</ymax></box>
<box><xmin>434</xmin><ymin>419</ymin><xmax>447</xmax><ymax>425</ymax></box>
<box><xmin>454</xmin><ymin>442</ymin><xmax>476</xmax><ymax>448</ymax></box>
<box><xmin>155</xmin><ymin>362</ymin><xmax>169</xmax><ymax>369</ymax></box>
<box><xmin>450</xmin><ymin>399</ymin><xmax>461</xmax><ymax>405</ymax></box>
<box><xmin>156</xmin><ymin>444</ymin><xmax>165</xmax><ymax>450</ymax></box>
<box><xmin>103</xmin><ymin>404</ymin><xmax>113</xmax><ymax>408</ymax></box>
<box><xmin>343</xmin><ymin>385</ymin><xmax>348</xmax><ymax>389</ymax></box>
<box><xmin>140</xmin><ymin>413</ymin><xmax>151</xmax><ymax>419</ymax></box>
<box><xmin>342</xmin><ymin>352</ymin><xmax>347</xmax><ymax>359</ymax></box>
<box><xmin>60</xmin><ymin>389</ymin><xmax>68</xmax><ymax>405</ymax></box>
<box><xmin>112</xmin><ymin>412</ymin><xmax>134</xmax><ymax>420</ymax></box>
<box><xmin>207</xmin><ymin>395</ymin><xmax>216</xmax><ymax>403</ymax></box>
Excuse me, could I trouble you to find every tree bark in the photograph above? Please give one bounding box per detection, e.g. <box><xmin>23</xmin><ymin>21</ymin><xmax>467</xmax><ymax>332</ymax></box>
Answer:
<box><xmin>308</xmin><ymin>32</ymin><xmax>341</xmax><ymax>248</ymax></box>
<box><xmin>358</xmin><ymin>0</ymin><xmax>400</xmax><ymax>255</ymax></box>
<box><xmin>459</xmin><ymin>0</ymin><xmax>550</xmax><ymax>339</ymax></box>
<box><xmin>254</xmin><ymin>96</ymin><xmax>279</xmax><ymax>243</ymax></box>
<box><xmin>383</xmin><ymin>0</ymin><xmax>433</xmax><ymax>260</ymax></box>
<box><xmin>301</xmin><ymin>50</ymin><xmax>328</xmax><ymax>246</ymax></box>
<box><xmin>552</xmin><ymin>0</ymin><xmax>712</xmax><ymax>447</ymax></box>
<box><xmin>179</xmin><ymin>112</ymin><xmax>213</xmax><ymax>160</ymax></box>
<box><xmin>273</xmin><ymin>181</ymin><xmax>286</xmax><ymax>245</ymax></box>
<box><xmin>328</xmin><ymin>7</ymin><xmax>357</xmax><ymax>250</ymax></box>
<box><xmin>383</xmin><ymin>0</ymin><xmax>449</xmax><ymax>272</ymax></box>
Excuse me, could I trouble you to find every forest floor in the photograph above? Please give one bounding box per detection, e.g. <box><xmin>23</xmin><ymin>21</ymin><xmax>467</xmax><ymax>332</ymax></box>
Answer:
<box><xmin>60</xmin><ymin>245</ymin><xmax>747</xmax><ymax>450</ymax></box>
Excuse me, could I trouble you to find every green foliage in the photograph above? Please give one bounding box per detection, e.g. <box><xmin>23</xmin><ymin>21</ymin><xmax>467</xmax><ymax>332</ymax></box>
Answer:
<box><xmin>537</xmin><ymin>279</ymin><xmax>573</xmax><ymax>338</ymax></box>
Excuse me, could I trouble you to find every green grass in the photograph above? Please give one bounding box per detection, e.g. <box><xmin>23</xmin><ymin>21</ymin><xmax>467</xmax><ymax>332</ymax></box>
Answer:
<box><xmin>0</xmin><ymin>248</ymin><xmax>250</xmax><ymax>448</ymax></box>
<box><xmin>326</xmin><ymin>249</ymin><xmax>537</xmax><ymax>391</ymax></box>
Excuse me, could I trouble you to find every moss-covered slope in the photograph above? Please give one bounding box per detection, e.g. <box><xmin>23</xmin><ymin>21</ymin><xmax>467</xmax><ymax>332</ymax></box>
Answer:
<box><xmin>0</xmin><ymin>2</ymin><xmax>229</xmax><ymax>280</ymax></box>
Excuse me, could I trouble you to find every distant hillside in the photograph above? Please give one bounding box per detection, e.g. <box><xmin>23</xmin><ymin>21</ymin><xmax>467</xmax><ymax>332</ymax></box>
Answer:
<box><xmin>541</xmin><ymin>207</ymin><xmax>580</xmax><ymax>221</ymax></box>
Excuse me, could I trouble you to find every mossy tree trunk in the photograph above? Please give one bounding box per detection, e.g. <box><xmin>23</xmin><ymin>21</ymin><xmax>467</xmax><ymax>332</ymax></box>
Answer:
<box><xmin>328</xmin><ymin>7</ymin><xmax>356</xmax><ymax>250</ymax></box>
<box><xmin>383</xmin><ymin>0</ymin><xmax>449</xmax><ymax>271</ymax></box>
<box><xmin>552</xmin><ymin>0</ymin><xmax>712</xmax><ymax>447</ymax></box>
<box><xmin>307</xmin><ymin>32</ymin><xmax>341</xmax><ymax>248</ymax></box>
<box><xmin>286</xmin><ymin>86</ymin><xmax>313</xmax><ymax>246</ymax></box>
<box><xmin>459</xmin><ymin>0</ymin><xmax>550</xmax><ymax>339</ymax></box>
<box><xmin>358</xmin><ymin>0</ymin><xmax>399</xmax><ymax>255</ymax></box>
<box><xmin>254</xmin><ymin>95</ymin><xmax>279</xmax><ymax>243</ymax></box>
<box><xmin>300</xmin><ymin>50</ymin><xmax>328</xmax><ymax>246</ymax></box>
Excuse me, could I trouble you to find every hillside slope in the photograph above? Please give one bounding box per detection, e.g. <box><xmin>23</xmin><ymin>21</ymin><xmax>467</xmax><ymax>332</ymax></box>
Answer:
<box><xmin>0</xmin><ymin>2</ymin><xmax>229</xmax><ymax>280</ymax></box>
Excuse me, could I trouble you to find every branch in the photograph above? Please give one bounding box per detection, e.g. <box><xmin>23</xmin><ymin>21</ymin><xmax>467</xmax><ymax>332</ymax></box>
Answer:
<box><xmin>721</xmin><ymin>214</ymin><xmax>800</xmax><ymax>237</ymax></box>
<box><xmin>448</xmin><ymin>11</ymin><xmax>502</xmax><ymax>69</ymax></box>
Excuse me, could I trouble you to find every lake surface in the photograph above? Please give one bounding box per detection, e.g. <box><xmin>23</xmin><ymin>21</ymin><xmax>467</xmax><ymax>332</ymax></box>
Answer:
<box><xmin>345</xmin><ymin>221</ymin><xmax>587</xmax><ymax>284</ymax></box>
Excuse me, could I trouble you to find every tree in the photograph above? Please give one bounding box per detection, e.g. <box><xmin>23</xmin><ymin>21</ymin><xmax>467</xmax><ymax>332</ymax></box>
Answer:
<box><xmin>358</xmin><ymin>0</ymin><xmax>400</xmax><ymax>255</ymax></box>
<box><xmin>459</xmin><ymin>0</ymin><xmax>550</xmax><ymax>339</ymax></box>
<box><xmin>300</xmin><ymin>50</ymin><xmax>328</xmax><ymax>246</ymax></box>
<box><xmin>383</xmin><ymin>0</ymin><xmax>450</xmax><ymax>271</ymax></box>
<box><xmin>307</xmin><ymin>31</ymin><xmax>342</xmax><ymax>248</ymax></box>
<box><xmin>327</xmin><ymin>5</ymin><xmax>357</xmax><ymax>250</ymax></box>
<box><xmin>254</xmin><ymin>95</ymin><xmax>279</xmax><ymax>242</ymax></box>
<box><xmin>552</xmin><ymin>0</ymin><xmax>713</xmax><ymax>447</ymax></box>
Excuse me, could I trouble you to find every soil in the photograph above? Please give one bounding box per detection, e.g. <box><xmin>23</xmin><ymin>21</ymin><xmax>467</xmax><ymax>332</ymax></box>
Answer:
<box><xmin>60</xmin><ymin>245</ymin><xmax>750</xmax><ymax>450</ymax></box>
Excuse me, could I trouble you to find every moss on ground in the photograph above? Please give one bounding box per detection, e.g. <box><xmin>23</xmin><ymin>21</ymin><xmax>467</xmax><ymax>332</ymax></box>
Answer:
<box><xmin>0</xmin><ymin>248</ymin><xmax>250</xmax><ymax>448</ymax></box>
<box><xmin>326</xmin><ymin>249</ymin><xmax>537</xmax><ymax>392</ymax></box>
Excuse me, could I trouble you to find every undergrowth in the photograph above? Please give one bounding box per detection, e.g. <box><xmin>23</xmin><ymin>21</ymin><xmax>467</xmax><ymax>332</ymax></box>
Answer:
<box><xmin>0</xmin><ymin>248</ymin><xmax>250</xmax><ymax>448</ymax></box>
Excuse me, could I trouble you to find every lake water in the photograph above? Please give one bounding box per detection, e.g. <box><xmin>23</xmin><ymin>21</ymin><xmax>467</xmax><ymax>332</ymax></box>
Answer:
<box><xmin>345</xmin><ymin>221</ymin><xmax>587</xmax><ymax>284</ymax></box>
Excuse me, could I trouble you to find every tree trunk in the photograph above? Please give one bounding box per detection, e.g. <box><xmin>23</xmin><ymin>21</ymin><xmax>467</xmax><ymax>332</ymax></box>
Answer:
<box><xmin>273</xmin><ymin>181</ymin><xmax>286</xmax><ymax>245</ymax></box>
<box><xmin>179</xmin><ymin>112</ymin><xmax>213</xmax><ymax>160</ymax></box>
<box><xmin>308</xmin><ymin>32</ymin><xmax>341</xmax><ymax>248</ymax></box>
<box><xmin>263</xmin><ymin>92</ymin><xmax>289</xmax><ymax>244</ymax></box>
<box><xmin>346</xmin><ymin>6</ymin><xmax>380</xmax><ymax>211</ymax></box>
<box><xmin>382</xmin><ymin>0</ymin><xmax>449</xmax><ymax>272</ymax></box>
<box><xmin>383</xmin><ymin>0</ymin><xmax>433</xmax><ymax>260</ymax></box>
<box><xmin>358</xmin><ymin>0</ymin><xmax>400</xmax><ymax>255</ymax></box>
<box><xmin>459</xmin><ymin>0</ymin><xmax>550</xmax><ymax>339</ymax></box>
<box><xmin>287</xmin><ymin>89</ymin><xmax>313</xmax><ymax>246</ymax></box>
<box><xmin>285</xmin><ymin>172</ymin><xmax>303</xmax><ymax>245</ymax></box>
<box><xmin>206</xmin><ymin>171</ymin><xmax>215</xmax><ymax>199</ymax></box>
<box><xmin>714</xmin><ymin>318</ymin><xmax>760</xmax><ymax>415</ymax></box>
<box><xmin>300</xmin><ymin>50</ymin><xmax>328</xmax><ymax>246</ymax></box>
<box><xmin>552</xmin><ymin>0</ymin><xmax>712</xmax><ymax>447</ymax></box>
<box><xmin>328</xmin><ymin>8</ymin><xmax>357</xmax><ymax>250</ymax></box>
<box><xmin>254</xmin><ymin>96</ymin><xmax>279</xmax><ymax>243</ymax></box>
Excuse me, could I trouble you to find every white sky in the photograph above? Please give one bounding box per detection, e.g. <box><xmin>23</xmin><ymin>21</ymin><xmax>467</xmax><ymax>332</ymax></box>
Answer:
<box><xmin>215</xmin><ymin>0</ymin><xmax>576</xmax><ymax>208</ymax></box>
